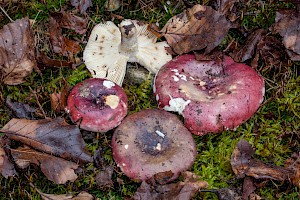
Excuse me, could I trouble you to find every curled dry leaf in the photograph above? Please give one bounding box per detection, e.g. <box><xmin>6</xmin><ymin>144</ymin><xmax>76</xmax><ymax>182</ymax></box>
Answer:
<box><xmin>36</xmin><ymin>188</ymin><xmax>94</xmax><ymax>200</ymax></box>
<box><xmin>271</xmin><ymin>10</ymin><xmax>300</xmax><ymax>61</ymax></box>
<box><xmin>11</xmin><ymin>146</ymin><xmax>78</xmax><ymax>184</ymax></box>
<box><xmin>50</xmin><ymin>84</ymin><xmax>70</xmax><ymax>113</ymax></box>
<box><xmin>133</xmin><ymin>171</ymin><xmax>208</xmax><ymax>200</ymax></box>
<box><xmin>37</xmin><ymin>50</ymin><xmax>73</xmax><ymax>69</ymax></box>
<box><xmin>70</xmin><ymin>0</ymin><xmax>93</xmax><ymax>14</ymax></box>
<box><xmin>161</xmin><ymin>4</ymin><xmax>232</xmax><ymax>55</ymax></box>
<box><xmin>231</xmin><ymin>140</ymin><xmax>299</xmax><ymax>187</ymax></box>
<box><xmin>0</xmin><ymin>117</ymin><xmax>92</xmax><ymax>163</ymax></box>
<box><xmin>0</xmin><ymin>137</ymin><xmax>17</xmax><ymax>178</ymax></box>
<box><xmin>50</xmin><ymin>11</ymin><xmax>88</xmax><ymax>35</ymax></box>
<box><xmin>232</xmin><ymin>29</ymin><xmax>267</xmax><ymax>63</ymax></box>
<box><xmin>0</xmin><ymin>17</ymin><xmax>36</xmax><ymax>85</ymax></box>
<box><xmin>6</xmin><ymin>96</ymin><xmax>36</xmax><ymax>119</ymax></box>
<box><xmin>95</xmin><ymin>166</ymin><xmax>114</xmax><ymax>188</ymax></box>
<box><xmin>48</xmin><ymin>17</ymin><xmax>81</xmax><ymax>56</ymax></box>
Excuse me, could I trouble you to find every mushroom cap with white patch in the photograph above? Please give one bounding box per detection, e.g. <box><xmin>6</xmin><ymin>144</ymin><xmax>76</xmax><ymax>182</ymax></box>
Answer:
<box><xmin>83</xmin><ymin>19</ymin><xmax>172</xmax><ymax>86</ymax></box>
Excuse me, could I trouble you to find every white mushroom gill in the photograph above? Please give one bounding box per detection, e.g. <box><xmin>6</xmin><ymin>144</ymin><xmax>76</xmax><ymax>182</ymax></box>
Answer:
<box><xmin>83</xmin><ymin>19</ymin><xmax>172</xmax><ymax>86</ymax></box>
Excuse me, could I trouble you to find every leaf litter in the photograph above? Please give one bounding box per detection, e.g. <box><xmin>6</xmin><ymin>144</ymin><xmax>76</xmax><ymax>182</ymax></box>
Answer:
<box><xmin>161</xmin><ymin>4</ymin><xmax>232</xmax><ymax>55</ymax></box>
<box><xmin>0</xmin><ymin>17</ymin><xmax>36</xmax><ymax>85</ymax></box>
<box><xmin>0</xmin><ymin>1</ymin><xmax>300</xmax><ymax>199</ymax></box>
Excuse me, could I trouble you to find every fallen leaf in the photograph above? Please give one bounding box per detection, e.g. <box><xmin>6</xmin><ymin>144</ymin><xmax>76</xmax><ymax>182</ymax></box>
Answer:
<box><xmin>0</xmin><ymin>17</ymin><xmax>36</xmax><ymax>85</ymax></box>
<box><xmin>93</xmin><ymin>147</ymin><xmax>105</xmax><ymax>168</ymax></box>
<box><xmin>70</xmin><ymin>0</ymin><xmax>93</xmax><ymax>14</ymax></box>
<box><xmin>232</xmin><ymin>29</ymin><xmax>267</xmax><ymax>62</ymax></box>
<box><xmin>285</xmin><ymin>152</ymin><xmax>300</xmax><ymax>187</ymax></box>
<box><xmin>37</xmin><ymin>50</ymin><xmax>73</xmax><ymax>69</ymax></box>
<box><xmin>212</xmin><ymin>0</ymin><xmax>239</xmax><ymax>17</ymax></box>
<box><xmin>0</xmin><ymin>136</ymin><xmax>17</xmax><ymax>178</ymax></box>
<box><xmin>5</xmin><ymin>96</ymin><xmax>36</xmax><ymax>119</ymax></box>
<box><xmin>50</xmin><ymin>11</ymin><xmax>87</xmax><ymax>34</ymax></box>
<box><xmin>11</xmin><ymin>146</ymin><xmax>78</xmax><ymax>184</ymax></box>
<box><xmin>252</xmin><ymin>35</ymin><xmax>288</xmax><ymax>69</ymax></box>
<box><xmin>242</xmin><ymin>176</ymin><xmax>256</xmax><ymax>200</ymax></box>
<box><xmin>95</xmin><ymin>166</ymin><xmax>114</xmax><ymax>188</ymax></box>
<box><xmin>133</xmin><ymin>171</ymin><xmax>208</xmax><ymax>200</ymax></box>
<box><xmin>48</xmin><ymin>17</ymin><xmax>81</xmax><ymax>56</ymax></box>
<box><xmin>36</xmin><ymin>188</ymin><xmax>94</xmax><ymax>200</ymax></box>
<box><xmin>231</xmin><ymin>140</ymin><xmax>297</xmax><ymax>185</ymax></box>
<box><xmin>50</xmin><ymin>84</ymin><xmax>70</xmax><ymax>113</ymax></box>
<box><xmin>0</xmin><ymin>117</ymin><xmax>93</xmax><ymax>163</ymax></box>
<box><xmin>161</xmin><ymin>4</ymin><xmax>232</xmax><ymax>55</ymax></box>
<box><xmin>271</xmin><ymin>10</ymin><xmax>300</xmax><ymax>61</ymax></box>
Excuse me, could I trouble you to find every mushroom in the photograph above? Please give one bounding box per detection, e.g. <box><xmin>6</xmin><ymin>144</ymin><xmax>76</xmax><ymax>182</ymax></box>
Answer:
<box><xmin>83</xmin><ymin>19</ymin><xmax>172</xmax><ymax>86</ymax></box>
<box><xmin>66</xmin><ymin>78</ymin><xmax>128</xmax><ymax>132</ymax></box>
<box><xmin>154</xmin><ymin>54</ymin><xmax>265</xmax><ymax>135</ymax></box>
<box><xmin>111</xmin><ymin>109</ymin><xmax>196</xmax><ymax>182</ymax></box>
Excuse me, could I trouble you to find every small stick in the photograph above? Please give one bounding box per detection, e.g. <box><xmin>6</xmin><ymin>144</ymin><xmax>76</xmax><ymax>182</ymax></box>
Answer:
<box><xmin>0</xmin><ymin>6</ymin><xmax>14</xmax><ymax>22</ymax></box>
<box><xmin>29</xmin><ymin>86</ymin><xmax>47</xmax><ymax>118</ymax></box>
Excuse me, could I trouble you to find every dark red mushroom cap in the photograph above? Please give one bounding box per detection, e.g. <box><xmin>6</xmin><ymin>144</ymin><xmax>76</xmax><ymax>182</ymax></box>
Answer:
<box><xmin>154</xmin><ymin>54</ymin><xmax>265</xmax><ymax>135</ymax></box>
<box><xmin>66</xmin><ymin>78</ymin><xmax>128</xmax><ymax>132</ymax></box>
<box><xmin>112</xmin><ymin>109</ymin><xmax>196</xmax><ymax>182</ymax></box>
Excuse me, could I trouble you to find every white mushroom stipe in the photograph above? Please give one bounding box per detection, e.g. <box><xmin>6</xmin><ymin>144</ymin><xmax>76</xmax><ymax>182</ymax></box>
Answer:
<box><xmin>155</xmin><ymin>130</ymin><xmax>165</xmax><ymax>138</ymax></box>
<box><xmin>83</xmin><ymin>19</ymin><xmax>172</xmax><ymax>86</ymax></box>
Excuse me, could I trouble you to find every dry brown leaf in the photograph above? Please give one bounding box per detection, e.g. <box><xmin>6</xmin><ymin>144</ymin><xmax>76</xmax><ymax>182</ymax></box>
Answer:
<box><xmin>242</xmin><ymin>176</ymin><xmax>256</xmax><ymax>200</ymax></box>
<box><xmin>50</xmin><ymin>84</ymin><xmax>70</xmax><ymax>113</ymax></box>
<box><xmin>232</xmin><ymin>29</ymin><xmax>267</xmax><ymax>63</ymax></box>
<box><xmin>0</xmin><ymin>137</ymin><xmax>17</xmax><ymax>178</ymax></box>
<box><xmin>231</xmin><ymin>140</ymin><xmax>298</xmax><ymax>186</ymax></box>
<box><xmin>11</xmin><ymin>146</ymin><xmax>78</xmax><ymax>184</ymax></box>
<box><xmin>70</xmin><ymin>0</ymin><xmax>93</xmax><ymax>14</ymax></box>
<box><xmin>271</xmin><ymin>10</ymin><xmax>300</xmax><ymax>61</ymax></box>
<box><xmin>95</xmin><ymin>166</ymin><xmax>114</xmax><ymax>188</ymax></box>
<box><xmin>5</xmin><ymin>96</ymin><xmax>36</xmax><ymax>119</ymax></box>
<box><xmin>0</xmin><ymin>17</ymin><xmax>36</xmax><ymax>85</ymax></box>
<box><xmin>161</xmin><ymin>4</ymin><xmax>231</xmax><ymax>55</ymax></box>
<box><xmin>133</xmin><ymin>171</ymin><xmax>208</xmax><ymax>200</ymax></box>
<box><xmin>36</xmin><ymin>189</ymin><xmax>94</xmax><ymax>200</ymax></box>
<box><xmin>37</xmin><ymin>50</ymin><xmax>73</xmax><ymax>69</ymax></box>
<box><xmin>252</xmin><ymin>35</ymin><xmax>287</xmax><ymax>69</ymax></box>
<box><xmin>0</xmin><ymin>117</ymin><xmax>93</xmax><ymax>163</ymax></box>
<box><xmin>50</xmin><ymin>11</ymin><xmax>87</xmax><ymax>34</ymax></box>
<box><xmin>48</xmin><ymin>17</ymin><xmax>81</xmax><ymax>56</ymax></box>
<box><xmin>285</xmin><ymin>152</ymin><xmax>300</xmax><ymax>187</ymax></box>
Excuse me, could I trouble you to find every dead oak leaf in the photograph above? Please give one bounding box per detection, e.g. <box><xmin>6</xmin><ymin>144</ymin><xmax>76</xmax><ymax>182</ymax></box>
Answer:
<box><xmin>230</xmin><ymin>140</ymin><xmax>296</xmax><ymax>184</ymax></box>
<box><xmin>11</xmin><ymin>146</ymin><xmax>78</xmax><ymax>184</ymax></box>
<box><xmin>50</xmin><ymin>11</ymin><xmax>87</xmax><ymax>35</ymax></box>
<box><xmin>35</xmin><ymin>187</ymin><xmax>93</xmax><ymax>200</ymax></box>
<box><xmin>271</xmin><ymin>10</ymin><xmax>300</xmax><ymax>61</ymax></box>
<box><xmin>232</xmin><ymin>29</ymin><xmax>267</xmax><ymax>63</ymax></box>
<box><xmin>0</xmin><ymin>17</ymin><xmax>36</xmax><ymax>85</ymax></box>
<box><xmin>0</xmin><ymin>136</ymin><xmax>17</xmax><ymax>178</ymax></box>
<box><xmin>70</xmin><ymin>0</ymin><xmax>93</xmax><ymax>14</ymax></box>
<box><xmin>0</xmin><ymin>117</ymin><xmax>93</xmax><ymax>163</ymax></box>
<box><xmin>48</xmin><ymin>16</ymin><xmax>81</xmax><ymax>56</ymax></box>
<box><xmin>133</xmin><ymin>171</ymin><xmax>208</xmax><ymax>200</ymax></box>
<box><xmin>161</xmin><ymin>4</ymin><xmax>232</xmax><ymax>55</ymax></box>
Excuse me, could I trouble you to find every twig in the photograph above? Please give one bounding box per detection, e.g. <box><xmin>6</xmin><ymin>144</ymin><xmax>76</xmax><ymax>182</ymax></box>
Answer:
<box><xmin>29</xmin><ymin>86</ymin><xmax>47</xmax><ymax>118</ymax></box>
<box><xmin>0</xmin><ymin>6</ymin><xmax>14</xmax><ymax>22</ymax></box>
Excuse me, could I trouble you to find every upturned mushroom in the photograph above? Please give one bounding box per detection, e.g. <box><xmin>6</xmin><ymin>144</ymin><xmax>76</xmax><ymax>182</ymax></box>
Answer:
<box><xmin>112</xmin><ymin>109</ymin><xmax>197</xmax><ymax>182</ymax></box>
<box><xmin>66</xmin><ymin>78</ymin><xmax>128</xmax><ymax>132</ymax></box>
<box><xmin>154</xmin><ymin>54</ymin><xmax>265</xmax><ymax>135</ymax></box>
<box><xmin>83</xmin><ymin>19</ymin><xmax>172</xmax><ymax>86</ymax></box>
